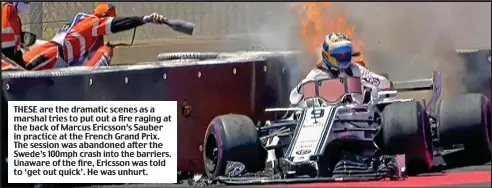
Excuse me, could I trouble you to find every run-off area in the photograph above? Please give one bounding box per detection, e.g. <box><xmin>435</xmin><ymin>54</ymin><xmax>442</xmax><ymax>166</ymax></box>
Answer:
<box><xmin>7</xmin><ymin>101</ymin><xmax>178</xmax><ymax>184</ymax></box>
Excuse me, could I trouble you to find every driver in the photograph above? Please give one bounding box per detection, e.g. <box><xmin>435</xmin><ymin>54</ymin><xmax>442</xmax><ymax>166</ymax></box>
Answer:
<box><xmin>22</xmin><ymin>3</ymin><xmax>167</xmax><ymax>70</ymax></box>
<box><xmin>289</xmin><ymin>32</ymin><xmax>392</xmax><ymax>105</ymax></box>
<box><xmin>2</xmin><ymin>2</ymin><xmax>30</xmax><ymax>70</ymax></box>
<box><xmin>259</xmin><ymin>33</ymin><xmax>392</xmax><ymax>172</ymax></box>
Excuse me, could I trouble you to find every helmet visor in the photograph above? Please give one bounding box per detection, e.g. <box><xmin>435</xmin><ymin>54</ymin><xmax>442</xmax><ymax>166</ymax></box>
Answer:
<box><xmin>331</xmin><ymin>52</ymin><xmax>352</xmax><ymax>69</ymax></box>
<box><xmin>329</xmin><ymin>43</ymin><xmax>353</xmax><ymax>69</ymax></box>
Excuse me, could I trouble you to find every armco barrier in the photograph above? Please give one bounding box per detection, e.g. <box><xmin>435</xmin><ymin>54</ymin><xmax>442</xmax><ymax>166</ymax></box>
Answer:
<box><xmin>2</xmin><ymin>57</ymin><xmax>270</xmax><ymax>174</ymax></box>
<box><xmin>456</xmin><ymin>49</ymin><xmax>491</xmax><ymax>99</ymax></box>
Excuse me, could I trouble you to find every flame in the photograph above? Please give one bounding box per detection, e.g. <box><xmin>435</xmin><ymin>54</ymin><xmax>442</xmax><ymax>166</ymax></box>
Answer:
<box><xmin>289</xmin><ymin>2</ymin><xmax>366</xmax><ymax>67</ymax></box>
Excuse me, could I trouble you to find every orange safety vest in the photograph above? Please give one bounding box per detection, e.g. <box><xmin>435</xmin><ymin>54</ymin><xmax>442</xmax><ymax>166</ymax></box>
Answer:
<box><xmin>1</xmin><ymin>2</ymin><xmax>22</xmax><ymax>52</ymax></box>
<box><xmin>50</xmin><ymin>13</ymin><xmax>113</xmax><ymax>65</ymax></box>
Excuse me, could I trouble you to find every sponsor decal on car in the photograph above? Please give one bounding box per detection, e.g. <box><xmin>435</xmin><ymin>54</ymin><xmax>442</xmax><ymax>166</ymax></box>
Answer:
<box><xmin>364</xmin><ymin>77</ymin><xmax>380</xmax><ymax>86</ymax></box>
<box><xmin>295</xmin><ymin>149</ymin><xmax>312</xmax><ymax>155</ymax></box>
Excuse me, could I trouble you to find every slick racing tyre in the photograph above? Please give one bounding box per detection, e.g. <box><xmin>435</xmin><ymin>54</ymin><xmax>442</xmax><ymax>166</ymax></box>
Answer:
<box><xmin>382</xmin><ymin>101</ymin><xmax>434</xmax><ymax>175</ymax></box>
<box><xmin>203</xmin><ymin>114</ymin><xmax>264</xmax><ymax>179</ymax></box>
<box><xmin>438</xmin><ymin>93</ymin><xmax>491</xmax><ymax>166</ymax></box>
<box><xmin>157</xmin><ymin>52</ymin><xmax>220</xmax><ymax>61</ymax></box>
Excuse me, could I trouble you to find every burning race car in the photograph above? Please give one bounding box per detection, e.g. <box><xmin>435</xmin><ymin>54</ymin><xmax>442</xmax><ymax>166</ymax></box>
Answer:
<box><xmin>200</xmin><ymin>72</ymin><xmax>491</xmax><ymax>185</ymax></box>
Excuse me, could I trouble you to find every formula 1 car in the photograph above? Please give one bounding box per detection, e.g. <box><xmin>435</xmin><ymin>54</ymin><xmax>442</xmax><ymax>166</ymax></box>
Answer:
<box><xmin>201</xmin><ymin>71</ymin><xmax>491</xmax><ymax>185</ymax></box>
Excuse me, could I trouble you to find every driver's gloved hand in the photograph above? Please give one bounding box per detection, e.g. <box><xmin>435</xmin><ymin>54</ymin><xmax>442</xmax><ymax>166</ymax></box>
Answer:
<box><xmin>143</xmin><ymin>13</ymin><xmax>167</xmax><ymax>24</ymax></box>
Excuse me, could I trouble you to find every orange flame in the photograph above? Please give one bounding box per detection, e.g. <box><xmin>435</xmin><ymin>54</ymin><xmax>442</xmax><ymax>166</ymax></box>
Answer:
<box><xmin>289</xmin><ymin>2</ymin><xmax>366</xmax><ymax>67</ymax></box>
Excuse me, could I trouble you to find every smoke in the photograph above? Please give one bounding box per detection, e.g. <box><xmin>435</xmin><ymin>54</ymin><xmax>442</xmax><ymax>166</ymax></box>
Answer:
<box><xmin>222</xmin><ymin>2</ymin><xmax>491</xmax><ymax>97</ymax></box>
<box><xmin>221</xmin><ymin>3</ymin><xmax>301</xmax><ymax>50</ymax></box>
<box><xmin>338</xmin><ymin>2</ymin><xmax>491</xmax><ymax>97</ymax></box>
<box><xmin>222</xmin><ymin>2</ymin><xmax>307</xmax><ymax>89</ymax></box>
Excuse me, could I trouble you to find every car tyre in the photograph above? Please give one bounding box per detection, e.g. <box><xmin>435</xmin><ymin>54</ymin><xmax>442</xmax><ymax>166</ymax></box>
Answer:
<box><xmin>438</xmin><ymin>93</ymin><xmax>491</xmax><ymax>166</ymax></box>
<box><xmin>202</xmin><ymin>114</ymin><xmax>264</xmax><ymax>179</ymax></box>
<box><xmin>382</xmin><ymin>101</ymin><xmax>434</xmax><ymax>175</ymax></box>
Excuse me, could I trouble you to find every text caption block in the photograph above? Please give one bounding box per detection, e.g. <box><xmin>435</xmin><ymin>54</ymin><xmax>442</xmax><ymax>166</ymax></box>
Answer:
<box><xmin>8</xmin><ymin>101</ymin><xmax>177</xmax><ymax>184</ymax></box>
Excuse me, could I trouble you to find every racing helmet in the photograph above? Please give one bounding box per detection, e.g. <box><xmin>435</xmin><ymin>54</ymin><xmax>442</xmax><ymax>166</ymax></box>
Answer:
<box><xmin>12</xmin><ymin>2</ymin><xmax>30</xmax><ymax>14</ymax></box>
<box><xmin>321</xmin><ymin>32</ymin><xmax>353</xmax><ymax>70</ymax></box>
<box><xmin>93</xmin><ymin>3</ymin><xmax>116</xmax><ymax>17</ymax></box>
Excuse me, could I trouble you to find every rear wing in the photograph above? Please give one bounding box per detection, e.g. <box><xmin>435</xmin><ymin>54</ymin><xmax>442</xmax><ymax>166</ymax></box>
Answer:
<box><xmin>391</xmin><ymin>71</ymin><xmax>442</xmax><ymax>114</ymax></box>
<box><xmin>392</xmin><ymin>71</ymin><xmax>441</xmax><ymax>94</ymax></box>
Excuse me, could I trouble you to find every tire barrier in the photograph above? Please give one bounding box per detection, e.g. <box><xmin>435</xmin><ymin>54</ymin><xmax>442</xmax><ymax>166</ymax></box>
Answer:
<box><xmin>156</xmin><ymin>52</ymin><xmax>222</xmax><ymax>61</ymax></box>
<box><xmin>157</xmin><ymin>51</ymin><xmax>306</xmax><ymax>108</ymax></box>
<box><xmin>2</xmin><ymin>57</ymin><xmax>270</xmax><ymax>174</ymax></box>
<box><xmin>157</xmin><ymin>51</ymin><xmax>303</xmax><ymax>61</ymax></box>
<box><xmin>456</xmin><ymin>49</ymin><xmax>491</xmax><ymax>99</ymax></box>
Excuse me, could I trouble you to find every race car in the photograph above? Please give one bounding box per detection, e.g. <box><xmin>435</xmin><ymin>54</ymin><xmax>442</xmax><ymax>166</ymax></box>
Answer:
<box><xmin>200</xmin><ymin>71</ymin><xmax>491</xmax><ymax>185</ymax></box>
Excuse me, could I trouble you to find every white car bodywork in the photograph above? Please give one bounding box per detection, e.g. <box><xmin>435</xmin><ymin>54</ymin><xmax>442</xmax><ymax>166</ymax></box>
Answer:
<box><xmin>263</xmin><ymin>72</ymin><xmax>441</xmax><ymax>167</ymax></box>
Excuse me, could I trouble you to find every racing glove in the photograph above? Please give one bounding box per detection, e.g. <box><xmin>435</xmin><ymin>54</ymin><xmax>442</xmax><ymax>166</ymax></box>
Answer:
<box><xmin>143</xmin><ymin>13</ymin><xmax>167</xmax><ymax>24</ymax></box>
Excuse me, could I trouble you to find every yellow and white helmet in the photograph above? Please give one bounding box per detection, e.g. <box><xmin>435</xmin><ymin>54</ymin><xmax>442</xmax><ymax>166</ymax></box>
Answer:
<box><xmin>321</xmin><ymin>32</ymin><xmax>353</xmax><ymax>70</ymax></box>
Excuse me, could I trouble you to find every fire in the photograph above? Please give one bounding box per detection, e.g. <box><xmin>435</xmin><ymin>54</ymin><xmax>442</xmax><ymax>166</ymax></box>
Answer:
<box><xmin>289</xmin><ymin>2</ymin><xmax>366</xmax><ymax>67</ymax></box>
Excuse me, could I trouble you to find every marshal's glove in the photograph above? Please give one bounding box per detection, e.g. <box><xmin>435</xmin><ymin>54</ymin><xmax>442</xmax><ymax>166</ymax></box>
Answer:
<box><xmin>143</xmin><ymin>13</ymin><xmax>167</xmax><ymax>24</ymax></box>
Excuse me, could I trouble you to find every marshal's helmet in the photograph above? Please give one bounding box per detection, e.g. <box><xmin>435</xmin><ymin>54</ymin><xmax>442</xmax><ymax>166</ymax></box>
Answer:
<box><xmin>93</xmin><ymin>3</ymin><xmax>116</xmax><ymax>18</ymax></box>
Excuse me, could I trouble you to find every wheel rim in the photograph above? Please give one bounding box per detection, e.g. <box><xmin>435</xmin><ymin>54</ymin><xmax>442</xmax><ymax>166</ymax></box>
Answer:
<box><xmin>205</xmin><ymin>134</ymin><xmax>219</xmax><ymax>173</ymax></box>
